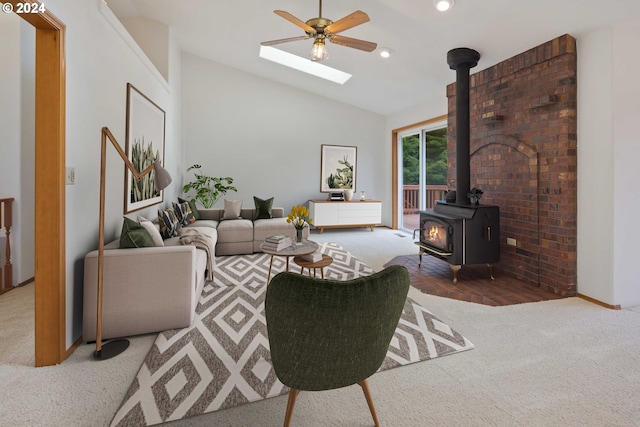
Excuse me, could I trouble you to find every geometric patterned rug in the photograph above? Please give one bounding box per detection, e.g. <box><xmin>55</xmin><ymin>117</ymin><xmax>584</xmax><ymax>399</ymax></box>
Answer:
<box><xmin>110</xmin><ymin>242</ymin><xmax>474</xmax><ymax>426</ymax></box>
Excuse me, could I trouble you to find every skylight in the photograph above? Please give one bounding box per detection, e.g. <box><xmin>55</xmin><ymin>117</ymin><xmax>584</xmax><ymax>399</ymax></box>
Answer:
<box><xmin>259</xmin><ymin>46</ymin><xmax>352</xmax><ymax>85</ymax></box>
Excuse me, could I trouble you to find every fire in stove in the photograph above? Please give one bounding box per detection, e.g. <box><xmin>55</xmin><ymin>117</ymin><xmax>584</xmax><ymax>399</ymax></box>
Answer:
<box><xmin>428</xmin><ymin>226</ymin><xmax>439</xmax><ymax>241</ymax></box>
<box><xmin>422</xmin><ymin>221</ymin><xmax>449</xmax><ymax>252</ymax></box>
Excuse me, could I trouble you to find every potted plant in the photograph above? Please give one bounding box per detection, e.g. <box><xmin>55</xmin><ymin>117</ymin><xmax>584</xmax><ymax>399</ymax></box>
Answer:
<box><xmin>182</xmin><ymin>164</ymin><xmax>237</xmax><ymax>208</ymax></box>
<box><xmin>467</xmin><ymin>187</ymin><xmax>483</xmax><ymax>205</ymax></box>
<box><xmin>286</xmin><ymin>205</ymin><xmax>313</xmax><ymax>244</ymax></box>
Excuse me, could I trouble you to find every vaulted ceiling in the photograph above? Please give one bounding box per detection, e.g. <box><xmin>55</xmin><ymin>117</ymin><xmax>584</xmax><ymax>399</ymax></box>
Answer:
<box><xmin>106</xmin><ymin>0</ymin><xmax>640</xmax><ymax>116</ymax></box>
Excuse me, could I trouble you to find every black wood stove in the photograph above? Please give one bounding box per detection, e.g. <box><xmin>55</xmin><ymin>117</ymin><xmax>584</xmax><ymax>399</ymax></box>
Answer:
<box><xmin>415</xmin><ymin>202</ymin><xmax>500</xmax><ymax>283</ymax></box>
<box><xmin>414</xmin><ymin>47</ymin><xmax>500</xmax><ymax>283</ymax></box>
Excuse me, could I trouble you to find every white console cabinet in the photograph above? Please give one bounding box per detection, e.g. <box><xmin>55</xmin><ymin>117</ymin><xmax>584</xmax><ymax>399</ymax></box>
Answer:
<box><xmin>309</xmin><ymin>200</ymin><xmax>382</xmax><ymax>233</ymax></box>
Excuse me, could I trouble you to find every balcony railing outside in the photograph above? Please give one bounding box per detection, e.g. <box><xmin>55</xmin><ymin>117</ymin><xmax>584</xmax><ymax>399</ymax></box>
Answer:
<box><xmin>0</xmin><ymin>197</ymin><xmax>13</xmax><ymax>294</ymax></box>
<box><xmin>403</xmin><ymin>185</ymin><xmax>448</xmax><ymax>213</ymax></box>
<box><xmin>402</xmin><ymin>185</ymin><xmax>447</xmax><ymax>232</ymax></box>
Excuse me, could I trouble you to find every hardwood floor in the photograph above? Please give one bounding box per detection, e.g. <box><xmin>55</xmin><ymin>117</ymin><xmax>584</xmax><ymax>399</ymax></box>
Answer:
<box><xmin>385</xmin><ymin>253</ymin><xmax>565</xmax><ymax>306</ymax></box>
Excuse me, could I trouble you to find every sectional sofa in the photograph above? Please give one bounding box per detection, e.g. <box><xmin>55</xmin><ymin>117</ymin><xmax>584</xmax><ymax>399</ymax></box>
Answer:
<box><xmin>82</xmin><ymin>206</ymin><xmax>308</xmax><ymax>342</ymax></box>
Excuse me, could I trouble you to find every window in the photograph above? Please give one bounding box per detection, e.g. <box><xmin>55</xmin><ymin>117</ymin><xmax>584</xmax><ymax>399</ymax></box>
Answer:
<box><xmin>398</xmin><ymin>120</ymin><xmax>448</xmax><ymax>231</ymax></box>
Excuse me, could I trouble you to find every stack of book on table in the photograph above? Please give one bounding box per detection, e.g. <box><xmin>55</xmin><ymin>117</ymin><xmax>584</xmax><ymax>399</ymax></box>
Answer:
<box><xmin>262</xmin><ymin>234</ymin><xmax>292</xmax><ymax>251</ymax></box>
<box><xmin>302</xmin><ymin>251</ymin><xmax>323</xmax><ymax>262</ymax></box>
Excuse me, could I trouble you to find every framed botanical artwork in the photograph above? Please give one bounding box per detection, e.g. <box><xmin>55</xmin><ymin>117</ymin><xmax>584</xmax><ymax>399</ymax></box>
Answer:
<box><xmin>320</xmin><ymin>144</ymin><xmax>357</xmax><ymax>193</ymax></box>
<box><xmin>124</xmin><ymin>83</ymin><xmax>166</xmax><ymax>213</ymax></box>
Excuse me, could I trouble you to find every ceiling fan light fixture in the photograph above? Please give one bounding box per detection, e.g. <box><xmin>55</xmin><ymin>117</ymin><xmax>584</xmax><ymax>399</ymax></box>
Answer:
<box><xmin>310</xmin><ymin>39</ymin><xmax>329</xmax><ymax>61</ymax></box>
<box><xmin>434</xmin><ymin>0</ymin><xmax>454</xmax><ymax>12</ymax></box>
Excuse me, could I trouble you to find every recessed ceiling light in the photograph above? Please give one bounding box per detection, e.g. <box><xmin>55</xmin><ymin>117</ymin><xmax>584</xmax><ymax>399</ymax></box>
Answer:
<box><xmin>259</xmin><ymin>45</ymin><xmax>352</xmax><ymax>85</ymax></box>
<box><xmin>379</xmin><ymin>48</ymin><xmax>394</xmax><ymax>59</ymax></box>
<box><xmin>434</xmin><ymin>0</ymin><xmax>454</xmax><ymax>12</ymax></box>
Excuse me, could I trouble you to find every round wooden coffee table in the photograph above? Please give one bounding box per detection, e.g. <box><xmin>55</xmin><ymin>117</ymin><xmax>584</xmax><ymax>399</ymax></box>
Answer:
<box><xmin>293</xmin><ymin>254</ymin><xmax>333</xmax><ymax>279</ymax></box>
<box><xmin>261</xmin><ymin>239</ymin><xmax>319</xmax><ymax>284</ymax></box>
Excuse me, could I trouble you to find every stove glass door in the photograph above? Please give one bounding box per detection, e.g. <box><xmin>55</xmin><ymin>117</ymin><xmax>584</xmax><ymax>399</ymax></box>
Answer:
<box><xmin>421</xmin><ymin>219</ymin><xmax>449</xmax><ymax>252</ymax></box>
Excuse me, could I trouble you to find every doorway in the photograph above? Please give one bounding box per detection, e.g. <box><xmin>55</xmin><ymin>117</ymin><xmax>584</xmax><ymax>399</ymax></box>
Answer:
<box><xmin>395</xmin><ymin>118</ymin><xmax>448</xmax><ymax>233</ymax></box>
<box><xmin>8</xmin><ymin>2</ymin><xmax>67</xmax><ymax>367</ymax></box>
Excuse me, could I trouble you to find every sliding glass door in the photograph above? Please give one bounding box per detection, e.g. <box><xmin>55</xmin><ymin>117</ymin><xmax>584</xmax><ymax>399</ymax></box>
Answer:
<box><xmin>398</xmin><ymin>121</ymin><xmax>448</xmax><ymax>232</ymax></box>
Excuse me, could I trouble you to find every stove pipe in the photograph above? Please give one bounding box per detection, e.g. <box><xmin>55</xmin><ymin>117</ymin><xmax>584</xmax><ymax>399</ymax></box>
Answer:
<box><xmin>447</xmin><ymin>48</ymin><xmax>480</xmax><ymax>205</ymax></box>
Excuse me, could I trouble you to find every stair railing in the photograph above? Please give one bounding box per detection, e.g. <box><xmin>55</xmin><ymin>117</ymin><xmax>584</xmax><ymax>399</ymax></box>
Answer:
<box><xmin>0</xmin><ymin>197</ymin><xmax>13</xmax><ymax>294</ymax></box>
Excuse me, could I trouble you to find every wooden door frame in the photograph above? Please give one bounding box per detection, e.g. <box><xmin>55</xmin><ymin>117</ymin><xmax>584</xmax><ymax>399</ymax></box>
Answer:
<box><xmin>9</xmin><ymin>2</ymin><xmax>67</xmax><ymax>366</ymax></box>
<box><xmin>391</xmin><ymin>115</ymin><xmax>447</xmax><ymax>230</ymax></box>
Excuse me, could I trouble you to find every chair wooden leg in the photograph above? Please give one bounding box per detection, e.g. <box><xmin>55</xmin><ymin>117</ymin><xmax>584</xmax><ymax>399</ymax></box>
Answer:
<box><xmin>284</xmin><ymin>388</ymin><xmax>299</xmax><ymax>427</ymax></box>
<box><xmin>358</xmin><ymin>379</ymin><xmax>380</xmax><ymax>427</ymax></box>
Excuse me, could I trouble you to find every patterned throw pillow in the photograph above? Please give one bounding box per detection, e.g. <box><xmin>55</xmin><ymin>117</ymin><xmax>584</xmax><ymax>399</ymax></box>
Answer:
<box><xmin>173</xmin><ymin>201</ymin><xmax>196</xmax><ymax>225</ymax></box>
<box><xmin>120</xmin><ymin>217</ymin><xmax>155</xmax><ymax>248</ymax></box>
<box><xmin>158</xmin><ymin>208</ymin><xmax>182</xmax><ymax>239</ymax></box>
<box><xmin>178</xmin><ymin>197</ymin><xmax>200</xmax><ymax>220</ymax></box>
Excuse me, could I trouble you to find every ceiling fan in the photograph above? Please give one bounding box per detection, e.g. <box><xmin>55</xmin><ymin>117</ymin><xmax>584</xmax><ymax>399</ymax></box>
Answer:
<box><xmin>261</xmin><ymin>0</ymin><xmax>377</xmax><ymax>62</ymax></box>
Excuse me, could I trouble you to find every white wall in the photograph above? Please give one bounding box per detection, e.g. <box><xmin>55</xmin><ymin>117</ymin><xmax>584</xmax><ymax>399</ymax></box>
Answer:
<box><xmin>576</xmin><ymin>29</ymin><xmax>615</xmax><ymax>305</ymax></box>
<box><xmin>119</xmin><ymin>17</ymin><xmax>170</xmax><ymax>82</ymax></box>
<box><xmin>181</xmin><ymin>53</ymin><xmax>386</xmax><ymax>219</ymax></box>
<box><xmin>0</xmin><ymin>13</ymin><xmax>35</xmax><ymax>286</ymax></box>
<box><xmin>19</xmin><ymin>21</ymin><xmax>35</xmax><ymax>286</ymax></box>
<box><xmin>386</xmin><ymin>95</ymin><xmax>449</xmax><ymax>133</ymax></box>
<box><xmin>14</xmin><ymin>0</ymin><xmax>184</xmax><ymax>347</ymax></box>
<box><xmin>577</xmin><ymin>18</ymin><xmax>640</xmax><ymax>308</ymax></box>
<box><xmin>611</xmin><ymin>17</ymin><xmax>640</xmax><ymax>307</ymax></box>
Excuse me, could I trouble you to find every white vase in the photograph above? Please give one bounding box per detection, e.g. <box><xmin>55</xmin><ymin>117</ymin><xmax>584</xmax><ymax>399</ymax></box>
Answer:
<box><xmin>343</xmin><ymin>189</ymin><xmax>354</xmax><ymax>201</ymax></box>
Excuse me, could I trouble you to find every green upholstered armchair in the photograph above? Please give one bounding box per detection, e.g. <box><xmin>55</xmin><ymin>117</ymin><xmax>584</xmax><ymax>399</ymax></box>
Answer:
<box><xmin>265</xmin><ymin>265</ymin><xmax>410</xmax><ymax>427</ymax></box>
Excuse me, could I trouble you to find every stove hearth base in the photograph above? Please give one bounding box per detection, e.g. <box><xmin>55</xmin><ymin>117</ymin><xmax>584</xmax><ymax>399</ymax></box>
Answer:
<box><xmin>415</xmin><ymin>242</ymin><xmax>495</xmax><ymax>284</ymax></box>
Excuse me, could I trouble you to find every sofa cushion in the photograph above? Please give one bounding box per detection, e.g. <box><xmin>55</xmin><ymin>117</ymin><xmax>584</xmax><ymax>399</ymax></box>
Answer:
<box><xmin>184</xmin><ymin>219</ymin><xmax>219</xmax><ymax>229</ymax></box>
<box><xmin>253</xmin><ymin>217</ymin><xmax>295</xmax><ymax>241</ymax></box>
<box><xmin>254</xmin><ymin>196</ymin><xmax>274</xmax><ymax>219</ymax></box>
<box><xmin>173</xmin><ymin>201</ymin><xmax>196</xmax><ymax>225</ymax></box>
<box><xmin>223</xmin><ymin>199</ymin><xmax>243</xmax><ymax>220</ymax></box>
<box><xmin>158</xmin><ymin>208</ymin><xmax>182</xmax><ymax>239</ymax></box>
<box><xmin>217</xmin><ymin>218</ymin><xmax>253</xmax><ymax>243</ymax></box>
<box><xmin>120</xmin><ymin>217</ymin><xmax>155</xmax><ymax>248</ymax></box>
<box><xmin>137</xmin><ymin>215</ymin><xmax>164</xmax><ymax>247</ymax></box>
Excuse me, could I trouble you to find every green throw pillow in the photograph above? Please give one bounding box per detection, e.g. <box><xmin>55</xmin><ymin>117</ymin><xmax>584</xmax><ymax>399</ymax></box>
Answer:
<box><xmin>120</xmin><ymin>217</ymin><xmax>155</xmax><ymax>248</ymax></box>
<box><xmin>178</xmin><ymin>197</ymin><xmax>201</xmax><ymax>221</ymax></box>
<box><xmin>254</xmin><ymin>196</ymin><xmax>274</xmax><ymax>220</ymax></box>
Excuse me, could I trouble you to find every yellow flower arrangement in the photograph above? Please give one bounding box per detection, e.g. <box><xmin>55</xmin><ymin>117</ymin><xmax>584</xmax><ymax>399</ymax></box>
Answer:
<box><xmin>286</xmin><ymin>205</ymin><xmax>313</xmax><ymax>230</ymax></box>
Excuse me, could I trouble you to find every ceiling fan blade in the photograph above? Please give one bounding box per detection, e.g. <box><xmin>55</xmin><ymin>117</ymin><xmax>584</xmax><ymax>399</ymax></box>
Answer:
<box><xmin>260</xmin><ymin>34</ymin><xmax>311</xmax><ymax>46</ymax></box>
<box><xmin>261</xmin><ymin>35</ymin><xmax>312</xmax><ymax>47</ymax></box>
<box><xmin>274</xmin><ymin>10</ymin><xmax>317</xmax><ymax>34</ymax></box>
<box><xmin>325</xmin><ymin>10</ymin><xmax>370</xmax><ymax>35</ymax></box>
<box><xmin>329</xmin><ymin>35</ymin><xmax>377</xmax><ymax>52</ymax></box>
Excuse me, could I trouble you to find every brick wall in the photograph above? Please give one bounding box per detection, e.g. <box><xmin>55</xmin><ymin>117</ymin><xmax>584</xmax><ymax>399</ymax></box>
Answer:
<box><xmin>446</xmin><ymin>34</ymin><xmax>577</xmax><ymax>296</ymax></box>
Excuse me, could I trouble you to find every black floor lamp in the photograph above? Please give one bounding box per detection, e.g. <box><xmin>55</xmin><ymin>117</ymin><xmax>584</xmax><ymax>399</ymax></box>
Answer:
<box><xmin>94</xmin><ymin>126</ymin><xmax>172</xmax><ymax>360</ymax></box>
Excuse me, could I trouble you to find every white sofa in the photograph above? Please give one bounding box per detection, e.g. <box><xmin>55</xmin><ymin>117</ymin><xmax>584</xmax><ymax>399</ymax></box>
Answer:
<box><xmin>82</xmin><ymin>206</ymin><xmax>307</xmax><ymax>342</ymax></box>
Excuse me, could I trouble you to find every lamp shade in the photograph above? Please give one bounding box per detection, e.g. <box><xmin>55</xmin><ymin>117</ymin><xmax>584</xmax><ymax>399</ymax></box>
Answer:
<box><xmin>153</xmin><ymin>160</ymin><xmax>172</xmax><ymax>190</ymax></box>
<box><xmin>310</xmin><ymin>40</ymin><xmax>329</xmax><ymax>62</ymax></box>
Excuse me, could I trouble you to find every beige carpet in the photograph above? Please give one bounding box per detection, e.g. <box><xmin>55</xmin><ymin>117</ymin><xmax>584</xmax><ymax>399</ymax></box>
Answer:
<box><xmin>4</xmin><ymin>291</ymin><xmax>640</xmax><ymax>426</ymax></box>
<box><xmin>0</xmin><ymin>282</ymin><xmax>34</xmax><ymax>366</ymax></box>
